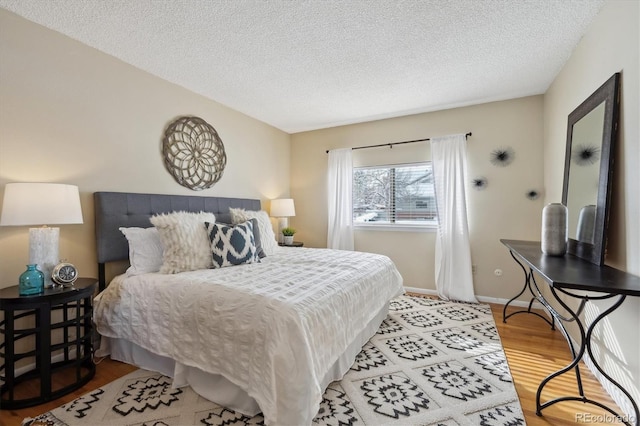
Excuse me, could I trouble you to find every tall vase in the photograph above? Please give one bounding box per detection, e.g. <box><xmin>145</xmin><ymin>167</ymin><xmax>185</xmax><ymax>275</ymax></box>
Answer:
<box><xmin>19</xmin><ymin>264</ymin><xmax>45</xmax><ymax>296</ymax></box>
<box><xmin>541</xmin><ymin>203</ymin><xmax>568</xmax><ymax>256</ymax></box>
<box><xmin>576</xmin><ymin>204</ymin><xmax>596</xmax><ymax>244</ymax></box>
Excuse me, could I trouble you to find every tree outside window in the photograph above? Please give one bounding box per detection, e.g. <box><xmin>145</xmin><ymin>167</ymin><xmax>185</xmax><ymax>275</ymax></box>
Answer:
<box><xmin>353</xmin><ymin>163</ymin><xmax>437</xmax><ymax>226</ymax></box>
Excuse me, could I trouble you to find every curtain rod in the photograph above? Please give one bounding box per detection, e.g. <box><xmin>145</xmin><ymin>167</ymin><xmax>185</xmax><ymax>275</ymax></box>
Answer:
<box><xmin>325</xmin><ymin>132</ymin><xmax>472</xmax><ymax>154</ymax></box>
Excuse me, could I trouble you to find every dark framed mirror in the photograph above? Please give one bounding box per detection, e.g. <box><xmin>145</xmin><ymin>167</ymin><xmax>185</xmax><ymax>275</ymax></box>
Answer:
<box><xmin>562</xmin><ymin>72</ymin><xmax>620</xmax><ymax>265</ymax></box>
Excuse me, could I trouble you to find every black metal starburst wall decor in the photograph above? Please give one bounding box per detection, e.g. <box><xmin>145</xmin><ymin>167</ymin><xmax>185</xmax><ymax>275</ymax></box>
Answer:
<box><xmin>471</xmin><ymin>177</ymin><xmax>488</xmax><ymax>190</ymax></box>
<box><xmin>572</xmin><ymin>144</ymin><xmax>600</xmax><ymax>166</ymax></box>
<box><xmin>526</xmin><ymin>189</ymin><xmax>540</xmax><ymax>200</ymax></box>
<box><xmin>490</xmin><ymin>147</ymin><xmax>515</xmax><ymax>167</ymax></box>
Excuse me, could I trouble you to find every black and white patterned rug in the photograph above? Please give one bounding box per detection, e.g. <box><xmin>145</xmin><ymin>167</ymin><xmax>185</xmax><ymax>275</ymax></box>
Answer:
<box><xmin>24</xmin><ymin>295</ymin><xmax>524</xmax><ymax>426</ymax></box>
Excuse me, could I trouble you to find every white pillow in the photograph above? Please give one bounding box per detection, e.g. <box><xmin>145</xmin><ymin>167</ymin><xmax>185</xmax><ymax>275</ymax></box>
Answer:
<box><xmin>119</xmin><ymin>227</ymin><xmax>164</xmax><ymax>276</ymax></box>
<box><xmin>150</xmin><ymin>211</ymin><xmax>216</xmax><ymax>274</ymax></box>
<box><xmin>229</xmin><ymin>208</ymin><xmax>278</xmax><ymax>255</ymax></box>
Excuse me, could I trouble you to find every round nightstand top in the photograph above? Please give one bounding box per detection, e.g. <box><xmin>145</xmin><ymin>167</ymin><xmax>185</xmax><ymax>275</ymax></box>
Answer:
<box><xmin>278</xmin><ymin>241</ymin><xmax>303</xmax><ymax>247</ymax></box>
<box><xmin>0</xmin><ymin>277</ymin><xmax>97</xmax><ymax>305</ymax></box>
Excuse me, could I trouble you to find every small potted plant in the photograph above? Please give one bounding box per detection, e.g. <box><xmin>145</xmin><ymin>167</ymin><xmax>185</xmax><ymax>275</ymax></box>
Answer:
<box><xmin>282</xmin><ymin>227</ymin><xmax>296</xmax><ymax>245</ymax></box>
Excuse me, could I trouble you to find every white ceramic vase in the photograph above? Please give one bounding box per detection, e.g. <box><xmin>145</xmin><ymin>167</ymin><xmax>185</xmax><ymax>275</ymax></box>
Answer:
<box><xmin>283</xmin><ymin>235</ymin><xmax>294</xmax><ymax>245</ymax></box>
<box><xmin>541</xmin><ymin>203</ymin><xmax>568</xmax><ymax>256</ymax></box>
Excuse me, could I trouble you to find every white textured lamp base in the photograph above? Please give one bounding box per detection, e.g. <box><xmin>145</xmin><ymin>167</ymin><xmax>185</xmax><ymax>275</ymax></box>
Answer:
<box><xmin>29</xmin><ymin>227</ymin><xmax>59</xmax><ymax>288</ymax></box>
<box><xmin>276</xmin><ymin>217</ymin><xmax>288</xmax><ymax>244</ymax></box>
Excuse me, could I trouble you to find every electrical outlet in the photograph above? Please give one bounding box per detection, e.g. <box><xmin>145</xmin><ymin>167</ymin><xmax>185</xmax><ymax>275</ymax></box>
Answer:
<box><xmin>494</xmin><ymin>269</ymin><xmax>503</xmax><ymax>276</ymax></box>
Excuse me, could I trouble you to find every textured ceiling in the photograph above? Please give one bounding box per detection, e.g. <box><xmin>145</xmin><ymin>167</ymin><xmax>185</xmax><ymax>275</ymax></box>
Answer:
<box><xmin>0</xmin><ymin>0</ymin><xmax>605</xmax><ymax>133</ymax></box>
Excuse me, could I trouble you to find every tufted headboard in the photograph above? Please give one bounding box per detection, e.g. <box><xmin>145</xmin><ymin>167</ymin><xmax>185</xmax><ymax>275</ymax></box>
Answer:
<box><xmin>94</xmin><ymin>191</ymin><xmax>261</xmax><ymax>290</ymax></box>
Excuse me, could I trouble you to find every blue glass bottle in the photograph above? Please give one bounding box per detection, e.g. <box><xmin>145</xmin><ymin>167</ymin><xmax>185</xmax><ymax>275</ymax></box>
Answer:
<box><xmin>19</xmin><ymin>264</ymin><xmax>44</xmax><ymax>296</ymax></box>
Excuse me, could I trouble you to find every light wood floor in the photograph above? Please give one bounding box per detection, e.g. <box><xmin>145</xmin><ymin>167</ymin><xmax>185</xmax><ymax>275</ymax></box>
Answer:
<box><xmin>495</xmin><ymin>304</ymin><xmax>624</xmax><ymax>426</ymax></box>
<box><xmin>1</xmin><ymin>303</ymin><xmax>625</xmax><ymax>426</ymax></box>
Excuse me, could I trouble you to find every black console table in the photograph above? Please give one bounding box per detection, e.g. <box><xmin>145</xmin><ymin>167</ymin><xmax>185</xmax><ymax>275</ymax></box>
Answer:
<box><xmin>0</xmin><ymin>278</ymin><xmax>97</xmax><ymax>409</ymax></box>
<box><xmin>501</xmin><ymin>239</ymin><xmax>640</xmax><ymax>426</ymax></box>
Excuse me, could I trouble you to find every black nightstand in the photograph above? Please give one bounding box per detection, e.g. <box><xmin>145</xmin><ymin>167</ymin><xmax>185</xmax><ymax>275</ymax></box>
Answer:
<box><xmin>0</xmin><ymin>278</ymin><xmax>97</xmax><ymax>409</ymax></box>
<box><xmin>278</xmin><ymin>241</ymin><xmax>304</xmax><ymax>247</ymax></box>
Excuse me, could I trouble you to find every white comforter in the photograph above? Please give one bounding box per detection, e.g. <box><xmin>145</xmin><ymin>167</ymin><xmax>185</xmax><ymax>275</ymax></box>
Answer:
<box><xmin>93</xmin><ymin>247</ymin><xmax>403</xmax><ymax>425</ymax></box>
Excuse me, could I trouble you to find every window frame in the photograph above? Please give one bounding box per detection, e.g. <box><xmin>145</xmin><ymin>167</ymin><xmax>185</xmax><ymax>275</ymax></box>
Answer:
<box><xmin>352</xmin><ymin>161</ymin><xmax>438</xmax><ymax>231</ymax></box>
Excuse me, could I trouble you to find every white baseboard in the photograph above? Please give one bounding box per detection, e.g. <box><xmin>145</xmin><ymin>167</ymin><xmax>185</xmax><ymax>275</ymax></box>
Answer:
<box><xmin>403</xmin><ymin>286</ymin><xmax>545</xmax><ymax>310</ymax></box>
<box><xmin>12</xmin><ymin>351</ymin><xmax>80</xmax><ymax>378</ymax></box>
<box><xmin>404</xmin><ymin>286</ymin><xmax>438</xmax><ymax>296</ymax></box>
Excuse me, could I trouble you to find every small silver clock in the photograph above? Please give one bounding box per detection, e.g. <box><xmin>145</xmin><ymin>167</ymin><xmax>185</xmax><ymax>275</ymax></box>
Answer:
<box><xmin>52</xmin><ymin>262</ymin><xmax>78</xmax><ymax>286</ymax></box>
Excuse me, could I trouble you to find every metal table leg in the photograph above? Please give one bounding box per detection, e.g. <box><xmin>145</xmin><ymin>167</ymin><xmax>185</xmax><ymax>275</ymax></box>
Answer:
<box><xmin>534</xmin><ymin>287</ymin><xmax>638</xmax><ymax>426</ymax></box>
<box><xmin>503</xmin><ymin>250</ymin><xmax>555</xmax><ymax>329</ymax></box>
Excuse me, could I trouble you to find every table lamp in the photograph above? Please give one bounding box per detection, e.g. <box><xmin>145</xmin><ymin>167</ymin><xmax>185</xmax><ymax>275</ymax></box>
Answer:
<box><xmin>0</xmin><ymin>183</ymin><xmax>83</xmax><ymax>287</ymax></box>
<box><xmin>270</xmin><ymin>198</ymin><xmax>296</xmax><ymax>244</ymax></box>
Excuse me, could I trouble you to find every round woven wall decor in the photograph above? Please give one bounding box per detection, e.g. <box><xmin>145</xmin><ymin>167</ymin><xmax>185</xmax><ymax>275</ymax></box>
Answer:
<box><xmin>162</xmin><ymin>116</ymin><xmax>227</xmax><ymax>191</ymax></box>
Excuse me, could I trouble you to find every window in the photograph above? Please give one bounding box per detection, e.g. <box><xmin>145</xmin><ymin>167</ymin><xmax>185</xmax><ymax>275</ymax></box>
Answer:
<box><xmin>353</xmin><ymin>162</ymin><xmax>437</xmax><ymax>227</ymax></box>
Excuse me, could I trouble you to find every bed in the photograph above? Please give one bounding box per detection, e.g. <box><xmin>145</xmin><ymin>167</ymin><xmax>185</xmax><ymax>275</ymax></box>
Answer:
<box><xmin>92</xmin><ymin>191</ymin><xmax>404</xmax><ymax>425</ymax></box>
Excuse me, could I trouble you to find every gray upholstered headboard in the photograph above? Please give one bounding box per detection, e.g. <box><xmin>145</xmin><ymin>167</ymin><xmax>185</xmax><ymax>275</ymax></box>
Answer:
<box><xmin>94</xmin><ymin>191</ymin><xmax>261</xmax><ymax>290</ymax></box>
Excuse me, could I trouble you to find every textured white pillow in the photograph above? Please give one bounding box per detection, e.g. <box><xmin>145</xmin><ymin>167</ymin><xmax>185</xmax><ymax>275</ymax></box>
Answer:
<box><xmin>229</xmin><ymin>208</ymin><xmax>278</xmax><ymax>255</ymax></box>
<box><xmin>150</xmin><ymin>211</ymin><xmax>216</xmax><ymax>274</ymax></box>
<box><xmin>119</xmin><ymin>227</ymin><xmax>164</xmax><ymax>276</ymax></box>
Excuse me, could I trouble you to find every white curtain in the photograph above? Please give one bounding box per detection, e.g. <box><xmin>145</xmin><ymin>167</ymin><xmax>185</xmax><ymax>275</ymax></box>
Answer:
<box><xmin>327</xmin><ymin>148</ymin><xmax>354</xmax><ymax>250</ymax></box>
<box><xmin>431</xmin><ymin>134</ymin><xmax>477</xmax><ymax>303</ymax></box>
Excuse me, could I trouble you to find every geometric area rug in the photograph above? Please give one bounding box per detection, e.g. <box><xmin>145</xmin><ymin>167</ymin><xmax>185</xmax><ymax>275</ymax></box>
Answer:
<box><xmin>23</xmin><ymin>295</ymin><xmax>525</xmax><ymax>426</ymax></box>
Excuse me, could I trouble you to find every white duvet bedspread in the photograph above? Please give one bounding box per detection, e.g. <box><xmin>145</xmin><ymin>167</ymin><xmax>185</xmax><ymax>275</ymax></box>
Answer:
<box><xmin>93</xmin><ymin>247</ymin><xmax>403</xmax><ymax>425</ymax></box>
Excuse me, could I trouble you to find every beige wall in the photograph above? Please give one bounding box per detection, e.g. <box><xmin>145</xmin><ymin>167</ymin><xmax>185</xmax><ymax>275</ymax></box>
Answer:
<box><xmin>291</xmin><ymin>96</ymin><xmax>544</xmax><ymax>297</ymax></box>
<box><xmin>543</xmin><ymin>0</ymin><xmax>639</xmax><ymax>415</ymax></box>
<box><xmin>0</xmin><ymin>10</ymin><xmax>291</xmax><ymax>286</ymax></box>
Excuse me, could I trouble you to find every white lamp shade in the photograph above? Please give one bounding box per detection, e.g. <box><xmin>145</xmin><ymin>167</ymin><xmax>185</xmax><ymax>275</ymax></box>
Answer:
<box><xmin>0</xmin><ymin>183</ymin><xmax>84</xmax><ymax>226</ymax></box>
<box><xmin>270</xmin><ymin>198</ymin><xmax>295</xmax><ymax>217</ymax></box>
